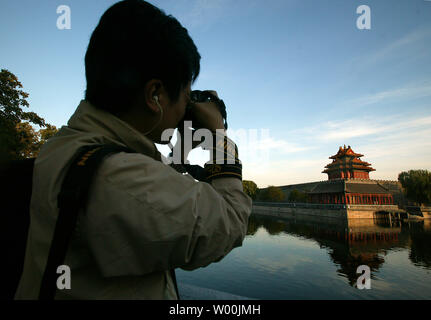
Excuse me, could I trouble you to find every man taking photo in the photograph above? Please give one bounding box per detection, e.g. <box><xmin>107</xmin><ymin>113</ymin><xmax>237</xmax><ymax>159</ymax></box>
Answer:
<box><xmin>15</xmin><ymin>0</ymin><xmax>252</xmax><ymax>300</ymax></box>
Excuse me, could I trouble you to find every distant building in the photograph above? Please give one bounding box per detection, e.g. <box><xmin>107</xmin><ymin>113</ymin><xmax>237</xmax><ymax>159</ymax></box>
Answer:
<box><xmin>322</xmin><ymin>145</ymin><xmax>374</xmax><ymax>180</ymax></box>
<box><xmin>308</xmin><ymin>145</ymin><xmax>394</xmax><ymax>205</ymax></box>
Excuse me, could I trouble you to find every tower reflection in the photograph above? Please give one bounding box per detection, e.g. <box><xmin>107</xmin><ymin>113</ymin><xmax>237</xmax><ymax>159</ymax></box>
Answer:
<box><xmin>248</xmin><ymin>214</ymin><xmax>431</xmax><ymax>286</ymax></box>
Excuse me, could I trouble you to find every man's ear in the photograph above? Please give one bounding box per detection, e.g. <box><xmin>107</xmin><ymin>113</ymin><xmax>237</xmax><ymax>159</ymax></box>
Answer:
<box><xmin>144</xmin><ymin>79</ymin><xmax>163</xmax><ymax>114</ymax></box>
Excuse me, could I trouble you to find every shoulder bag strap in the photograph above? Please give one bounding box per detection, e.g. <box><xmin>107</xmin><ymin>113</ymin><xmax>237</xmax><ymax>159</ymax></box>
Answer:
<box><xmin>39</xmin><ymin>144</ymin><xmax>133</xmax><ymax>299</ymax></box>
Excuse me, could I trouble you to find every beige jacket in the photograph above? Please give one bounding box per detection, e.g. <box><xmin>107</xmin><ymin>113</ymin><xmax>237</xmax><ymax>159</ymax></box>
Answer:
<box><xmin>15</xmin><ymin>100</ymin><xmax>252</xmax><ymax>300</ymax></box>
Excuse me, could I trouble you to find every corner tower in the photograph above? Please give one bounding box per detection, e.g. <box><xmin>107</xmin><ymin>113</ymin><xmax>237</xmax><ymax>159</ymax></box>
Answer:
<box><xmin>323</xmin><ymin>145</ymin><xmax>375</xmax><ymax>180</ymax></box>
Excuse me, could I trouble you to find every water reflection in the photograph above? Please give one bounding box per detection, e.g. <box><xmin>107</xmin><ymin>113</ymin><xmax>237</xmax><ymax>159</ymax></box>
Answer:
<box><xmin>177</xmin><ymin>214</ymin><xmax>431</xmax><ymax>299</ymax></box>
<box><xmin>409</xmin><ymin>220</ymin><xmax>431</xmax><ymax>269</ymax></box>
<box><xmin>248</xmin><ymin>215</ymin><xmax>431</xmax><ymax>287</ymax></box>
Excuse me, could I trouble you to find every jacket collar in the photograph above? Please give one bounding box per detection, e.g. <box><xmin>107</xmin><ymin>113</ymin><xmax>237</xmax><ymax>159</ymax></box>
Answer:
<box><xmin>67</xmin><ymin>100</ymin><xmax>162</xmax><ymax>161</ymax></box>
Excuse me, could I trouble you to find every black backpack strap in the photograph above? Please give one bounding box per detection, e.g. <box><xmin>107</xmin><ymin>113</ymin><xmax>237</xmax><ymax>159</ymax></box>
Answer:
<box><xmin>39</xmin><ymin>144</ymin><xmax>134</xmax><ymax>300</ymax></box>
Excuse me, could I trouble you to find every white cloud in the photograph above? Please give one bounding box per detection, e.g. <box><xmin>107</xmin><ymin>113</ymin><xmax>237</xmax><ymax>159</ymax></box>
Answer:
<box><xmin>358</xmin><ymin>27</ymin><xmax>431</xmax><ymax>66</ymax></box>
<box><xmin>238</xmin><ymin>136</ymin><xmax>312</xmax><ymax>155</ymax></box>
<box><xmin>243</xmin><ymin>158</ymin><xmax>328</xmax><ymax>187</ymax></box>
<box><xmin>296</xmin><ymin>110</ymin><xmax>431</xmax><ymax>142</ymax></box>
<box><xmin>343</xmin><ymin>84</ymin><xmax>431</xmax><ymax>108</ymax></box>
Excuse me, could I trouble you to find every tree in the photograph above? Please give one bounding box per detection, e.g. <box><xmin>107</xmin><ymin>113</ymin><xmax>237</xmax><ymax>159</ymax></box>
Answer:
<box><xmin>15</xmin><ymin>122</ymin><xmax>40</xmax><ymax>158</ymax></box>
<box><xmin>288</xmin><ymin>189</ymin><xmax>308</xmax><ymax>203</ymax></box>
<box><xmin>14</xmin><ymin>122</ymin><xmax>59</xmax><ymax>158</ymax></box>
<box><xmin>0</xmin><ymin>69</ymin><xmax>57</xmax><ymax>160</ymax></box>
<box><xmin>258</xmin><ymin>186</ymin><xmax>285</xmax><ymax>202</ymax></box>
<box><xmin>39</xmin><ymin>124</ymin><xmax>59</xmax><ymax>144</ymax></box>
<box><xmin>398</xmin><ymin>170</ymin><xmax>431</xmax><ymax>206</ymax></box>
<box><xmin>0</xmin><ymin>69</ymin><xmax>44</xmax><ymax>126</ymax></box>
<box><xmin>242</xmin><ymin>180</ymin><xmax>258</xmax><ymax>200</ymax></box>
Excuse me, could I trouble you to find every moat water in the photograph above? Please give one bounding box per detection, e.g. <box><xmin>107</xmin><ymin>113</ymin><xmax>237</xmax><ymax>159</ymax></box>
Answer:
<box><xmin>176</xmin><ymin>213</ymin><xmax>431</xmax><ymax>299</ymax></box>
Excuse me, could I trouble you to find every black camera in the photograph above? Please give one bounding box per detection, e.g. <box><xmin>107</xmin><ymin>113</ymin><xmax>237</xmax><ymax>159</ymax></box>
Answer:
<box><xmin>183</xmin><ymin>90</ymin><xmax>228</xmax><ymax>129</ymax></box>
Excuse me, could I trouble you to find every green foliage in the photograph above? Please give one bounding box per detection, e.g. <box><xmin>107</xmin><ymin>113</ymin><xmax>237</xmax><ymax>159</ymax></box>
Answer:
<box><xmin>242</xmin><ymin>180</ymin><xmax>258</xmax><ymax>200</ymax></box>
<box><xmin>258</xmin><ymin>186</ymin><xmax>285</xmax><ymax>202</ymax></box>
<box><xmin>398</xmin><ymin>170</ymin><xmax>431</xmax><ymax>206</ymax></box>
<box><xmin>0</xmin><ymin>69</ymin><xmax>45</xmax><ymax>126</ymax></box>
<box><xmin>39</xmin><ymin>124</ymin><xmax>58</xmax><ymax>144</ymax></box>
<box><xmin>0</xmin><ymin>69</ymin><xmax>58</xmax><ymax>160</ymax></box>
<box><xmin>13</xmin><ymin>122</ymin><xmax>59</xmax><ymax>158</ymax></box>
<box><xmin>288</xmin><ymin>189</ymin><xmax>308</xmax><ymax>203</ymax></box>
<box><xmin>15</xmin><ymin>122</ymin><xmax>40</xmax><ymax>158</ymax></box>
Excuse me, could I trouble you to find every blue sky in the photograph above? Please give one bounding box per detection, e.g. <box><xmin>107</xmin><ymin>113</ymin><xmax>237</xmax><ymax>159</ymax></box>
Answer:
<box><xmin>1</xmin><ymin>0</ymin><xmax>431</xmax><ymax>187</ymax></box>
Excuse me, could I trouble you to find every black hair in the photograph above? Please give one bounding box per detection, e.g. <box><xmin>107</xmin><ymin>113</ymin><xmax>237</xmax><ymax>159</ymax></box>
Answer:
<box><xmin>84</xmin><ymin>0</ymin><xmax>201</xmax><ymax>116</ymax></box>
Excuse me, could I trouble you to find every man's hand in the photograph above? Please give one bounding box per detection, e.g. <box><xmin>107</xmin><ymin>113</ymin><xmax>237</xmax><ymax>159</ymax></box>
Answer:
<box><xmin>172</xmin><ymin>90</ymin><xmax>226</xmax><ymax>163</ymax></box>
<box><xmin>188</xmin><ymin>90</ymin><xmax>225</xmax><ymax>132</ymax></box>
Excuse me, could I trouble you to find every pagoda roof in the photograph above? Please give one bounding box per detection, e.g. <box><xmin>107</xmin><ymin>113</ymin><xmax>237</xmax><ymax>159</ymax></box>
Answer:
<box><xmin>309</xmin><ymin>180</ymin><xmax>345</xmax><ymax>194</ymax></box>
<box><xmin>346</xmin><ymin>182</ymin><xmax>390</xmax><ymax>194</ymax></box>
<box><xmin>329</xmin><ymin>145</ymin><xmax>364</xmax><ymax>159</ymax></box>
<box><xmin>309</xmin><ymin>180</ymin><xmax>391</xmax><ymax>194</ymax></box>
<box><xmin>324</xmin><ymin>158</ymin><xmax>373</xmax><ymax>169</ymax></box>
<box><xmin>322</xmin><ymin>165</ymin><xmax>376</xmax><ymax>173</ymax></box>
<box><xmin>352</xmin><ymin>158</ymin><xmax>371</xmax><ymax>165</ymax></box>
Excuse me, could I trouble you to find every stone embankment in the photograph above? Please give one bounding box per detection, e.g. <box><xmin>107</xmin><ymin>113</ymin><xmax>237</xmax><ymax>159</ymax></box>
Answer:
<box><xmin>251</xmin><ymin>202</ymin><xmax>425</xmax><ymax>221</ymax></box>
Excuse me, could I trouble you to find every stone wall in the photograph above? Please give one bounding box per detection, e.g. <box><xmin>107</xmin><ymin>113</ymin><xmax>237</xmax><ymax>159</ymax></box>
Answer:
<box><xmin>252</xmin><ymin>204</ymin><xmax>348</xmax><ymax>220</ymax></box>
<box><xmin>252</xmin><ymin>203</ymin><xmax>406</xmax><ymax>221</ymax></box>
